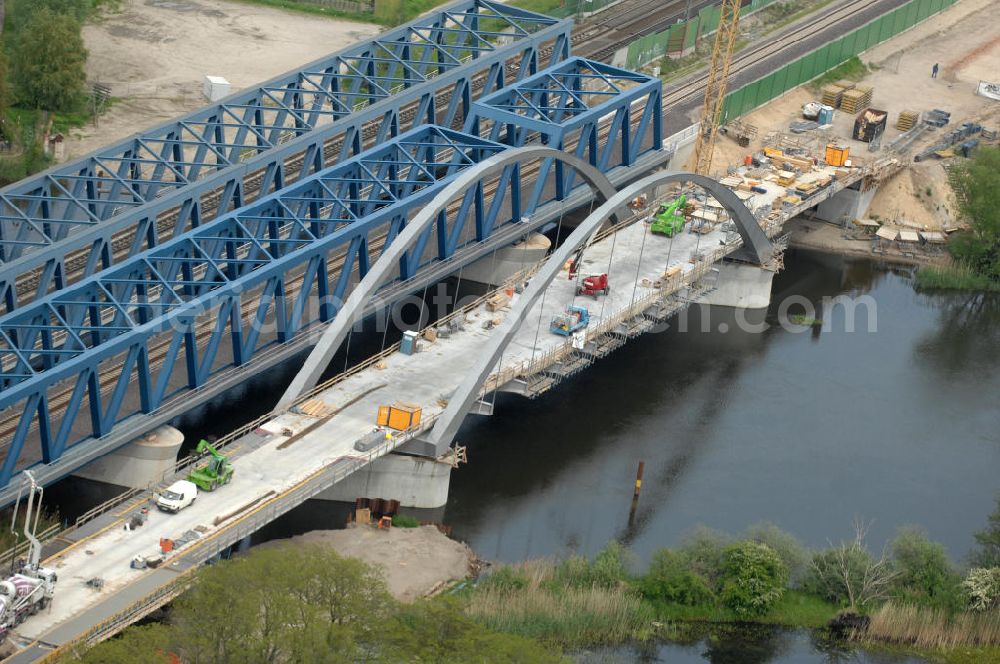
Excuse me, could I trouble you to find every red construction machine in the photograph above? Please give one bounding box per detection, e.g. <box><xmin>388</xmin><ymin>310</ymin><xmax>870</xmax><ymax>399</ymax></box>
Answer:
<box><xmin>576</xmin><ymin>273</ymin><xmax>609</xmax><ymax>298</ymax></box>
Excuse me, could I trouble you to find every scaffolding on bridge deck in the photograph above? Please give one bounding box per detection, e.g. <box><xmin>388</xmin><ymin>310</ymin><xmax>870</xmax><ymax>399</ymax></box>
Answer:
<box><xmin>0</xmin><ymin>0</ymin><xmax>569</xmax><ymax>314</ymax></box>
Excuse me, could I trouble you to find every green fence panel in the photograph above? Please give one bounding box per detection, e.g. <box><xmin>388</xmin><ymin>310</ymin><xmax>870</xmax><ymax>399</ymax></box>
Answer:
<box><xmin>684</xmin><ymin>19</ymin><xmax>699</xmax><ymax>50</ymax></box>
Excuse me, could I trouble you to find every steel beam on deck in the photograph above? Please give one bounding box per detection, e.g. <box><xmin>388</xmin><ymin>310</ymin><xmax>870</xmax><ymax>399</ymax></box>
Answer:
<box><xmin>0</xmin><ymin>0</ymin><xmax>570</xmax><ymax>314</ymax></box>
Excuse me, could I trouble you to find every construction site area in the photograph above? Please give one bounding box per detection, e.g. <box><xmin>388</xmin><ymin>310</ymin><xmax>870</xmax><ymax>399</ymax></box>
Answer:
<box><xmin>700</xmin><ymin>0</ymin><xmax>999</xmax><ymax>263</ymax></box>
<box><xmin>0</xmin><ymin>0</ymin><xmax>996</xmax><ymax>658</ymax></box>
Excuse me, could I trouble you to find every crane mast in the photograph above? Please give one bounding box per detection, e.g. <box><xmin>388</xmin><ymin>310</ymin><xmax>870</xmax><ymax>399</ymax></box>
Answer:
<box><xmin>693</xmin><ymin>0</ymin><xmax>743</xmax><ymax>176</ymax></box>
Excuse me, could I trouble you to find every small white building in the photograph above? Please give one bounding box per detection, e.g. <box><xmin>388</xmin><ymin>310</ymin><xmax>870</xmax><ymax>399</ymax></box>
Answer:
<box><xmin>203</xmin><ymin>75</ymin><xmax>231</xmax><ymax>102</ymax></box>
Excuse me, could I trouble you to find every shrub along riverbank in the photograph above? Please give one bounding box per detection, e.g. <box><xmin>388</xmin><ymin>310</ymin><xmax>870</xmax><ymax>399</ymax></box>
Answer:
<box><xmin>67</xmin><ymin>499</ymin><xmax>1000</xmax><ymax>662</ymax></box>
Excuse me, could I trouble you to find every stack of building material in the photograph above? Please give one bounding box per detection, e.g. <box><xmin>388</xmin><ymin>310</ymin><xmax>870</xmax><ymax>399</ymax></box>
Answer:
<box><xmin>821</xmin><ymin>84</ymin><xmax>846</xmax><ymax>107</ymax></box>
<box><xmin>896</xmin><ymin>110</ymin><xmax>920</xmax><ymax>130</ymax></box>
<box><xmin>924</xmin><ymin>109</ymin><xmax>951</xmax><ymax>127</ymax></box>
<box><xmin>840</xmin><ymin>86</ymin><xmax>873</xmax><ymax>113</ymax></box>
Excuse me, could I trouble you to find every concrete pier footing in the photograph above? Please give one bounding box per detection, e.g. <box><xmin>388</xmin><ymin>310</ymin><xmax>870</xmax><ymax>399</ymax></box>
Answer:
<box><xmin>72</xmin><ymin>425</ymin><xmax>184</xmax><ymax>489</ymax></box>
<box><xmin>315</xmin><ymin>453</ymin><xmax>453</xmax><ymax>509</ymax></box>
<box><xmin>813</xmin><ymin>185</ymin><xmax>877</xmax><ymax>225</ymax></box>
<box><xmin>699</xmin><ymin>261</ymin><xmax>775</xmax><ymax>310</ymax></box>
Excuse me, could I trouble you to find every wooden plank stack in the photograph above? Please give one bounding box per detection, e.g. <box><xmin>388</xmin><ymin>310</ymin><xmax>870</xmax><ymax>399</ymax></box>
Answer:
<box><xmin>896</xmin><ymin>110</ymin><xmax>920</xmax><ymax>131</ymax></box>
<box><xmin>821</xmin><ymin>84</ymin><xmax>846</xmax><ymax>108</ymax></box>
<box><xmin>840</xmin><ymin>85</ymin><xmax>873</xmax><ymax>113</ymax></box>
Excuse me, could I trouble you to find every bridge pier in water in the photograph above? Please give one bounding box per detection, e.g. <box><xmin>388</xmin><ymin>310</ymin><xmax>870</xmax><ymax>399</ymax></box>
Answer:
<box><xmin>699</xmin><ymin>262</ymin><xmax>776</xmax><ymax>310</ymax></box>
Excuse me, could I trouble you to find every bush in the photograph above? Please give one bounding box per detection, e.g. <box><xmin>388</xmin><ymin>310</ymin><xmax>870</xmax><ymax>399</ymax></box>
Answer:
<box><xmin>972</xmin><ymin>496</ymin><xmax>1000</xmax><ymax>568</ymax></box>
<box><xmin>719</xmin><ymin>541</ymin><xmax>788</xmax><ymax>618</ymax></box>
<box><xmin>552</xmin><ymin>542</ymin><xmax>630</xmax><ymax>590</ymax></box>
<box><xmin>588</xmin><ymin>541</ymin><xmax>630</xmax><ymax>589</ymax></box>
<box><xmin>803</xmin><ymin>542</ymin><xmax>896</xmax><ymax>610</ymax></box>
<box><xmin>391</xmin><ymin>514</ymin><xmax>419</xmax><ymax>528</ymax></box>
<box><xmin>745</xmin><ymin>522</ymin><xmax>809</xmax><ymax>586</ymax></box>
<box><xmin>676</xmin><ymin>526</ymin><xmax>732</xmax><ymax>587</ymax></box>
<box><xmin>963</xmin><ymin>568</ymin><xmax>1000</xmax><ymax>612</ymax></box>
<box><xmin>890</xmin><ymin>527</ymin><xmax>961</xmax><ymax>609</ymax></box>
<box><xmin>638</xmin><ymin>548</ymin><xmax>715</xmax><ymax>606</ymax></box>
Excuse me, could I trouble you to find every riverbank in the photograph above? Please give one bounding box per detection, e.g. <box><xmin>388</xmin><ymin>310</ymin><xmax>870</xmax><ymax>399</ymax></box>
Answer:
<box><xmin>264</xmin><ymin>523</ymin><xmax>480</xmax><ymax>601</ymax></box>
<box><xmin>787</xmin><ymin>218</ymin><xmax>950</xmax><ymax>268</ymax></box>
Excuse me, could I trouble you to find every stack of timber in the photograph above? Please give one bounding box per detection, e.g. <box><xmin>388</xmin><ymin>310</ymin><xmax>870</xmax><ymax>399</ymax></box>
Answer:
<box><xmin>840</xmin><ymin>86</ymin><xmax>873</xmax><ymax>113</ymax></box>
<box><xmin>896</xmin><ymin>110</ymin><xmax>919</xmax><ymax>131</ymax></box>
<box><xmin>821</xmin><ymin>84</ymin><xmax>847</xmax><ymax>107</ymax></box>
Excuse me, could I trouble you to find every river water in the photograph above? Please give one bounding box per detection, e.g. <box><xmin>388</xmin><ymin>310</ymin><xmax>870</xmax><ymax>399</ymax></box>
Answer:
<box><xmin>43</xmin><ymin>248</ymin><xmax>1000</xmax><ymax>662</ymax></box>
<box><xmin>445</xmin><ymin>248</ymin><xmax>1000</xmax><ymax>565</ymax></box>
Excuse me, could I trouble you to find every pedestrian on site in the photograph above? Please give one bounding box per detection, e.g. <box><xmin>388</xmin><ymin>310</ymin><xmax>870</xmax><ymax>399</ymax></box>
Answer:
<box><xmin>932</xmin><ymin>63</ymin><xmax>939</xmax><ymax>78</ymax></box>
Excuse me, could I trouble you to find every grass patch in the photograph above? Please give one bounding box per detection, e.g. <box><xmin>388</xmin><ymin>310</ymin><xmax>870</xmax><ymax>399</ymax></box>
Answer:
<box><xmin>809</xmin><ymin>56</ymin><xmax>869</xmax><ymax>91</ymax></box>
<box><xmin>391</xmin><ymin>514</ymin><xmax>419</xmax><ymax>528</ymax></box>
<box><xmin>859</xmin><ymin>603</ymin><xmax>1000</xmax><ymax>650</ymax></box>
<box><xmin>914</xmin><ymin>265</ymin><xmax>1000</xmax><ymax>293</ymax></box>
<box><xmin>228</xmin><ymin>0</ymin><xmax>455</xmax><ymax>26</ymax></box>
<box><xmin>649</xmin><ymin>590</ymin><xmax>838</xmax><ymax>628</ymax></box>
<box><xmin>508</xmin><ymin>0</ymin><xmax>571</xmax><ymax>14</ymax></box>
<box><xmin>467</xmin><ymin>559</ymin><xmax>654</xmax><ymax>647</ymax></box>
<box><xmin>759</xmin><ymin>0</ymin><xmax>837</xmax><ymax>35</ymax></box>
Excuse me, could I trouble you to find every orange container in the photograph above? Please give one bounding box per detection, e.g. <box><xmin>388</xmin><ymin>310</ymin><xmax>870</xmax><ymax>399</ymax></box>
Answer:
<box><xmin>377</xmin><ymin>403</ymin><xmax>422</xmax><ymax>431</ymax></box>
<box><xmin>825</xmin><ymin>143</ymin><xmax>849</xmax><ymax>167</ymax></box>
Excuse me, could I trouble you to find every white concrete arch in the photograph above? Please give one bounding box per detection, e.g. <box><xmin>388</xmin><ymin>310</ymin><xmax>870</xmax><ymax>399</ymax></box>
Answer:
<box><xmin>419</xmin><ymin>169</ymin><xmax>773</xmax><ymax>455</ymax></box>
<box><xmin>274</xmin><ymin>146</ymin><xmax>620</xmax><ymax>411</ymax></box>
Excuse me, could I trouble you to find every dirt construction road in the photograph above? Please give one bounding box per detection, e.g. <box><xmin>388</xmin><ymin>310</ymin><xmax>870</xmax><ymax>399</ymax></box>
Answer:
<box><xmin>73</xmin><ymin>0</ymin><xmax>380</xmax><ymax>160</ymax></box>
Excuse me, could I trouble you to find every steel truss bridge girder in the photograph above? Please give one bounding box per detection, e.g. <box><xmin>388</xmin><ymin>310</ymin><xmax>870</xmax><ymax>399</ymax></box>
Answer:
<box><xmin>0</xmin><ymin>146</ymin><xmax>671</xmax><ymax>506</ymax></box>
<box><xmin>468</xmin><ymin>57</ymin><xmax>663</xmax><ymax>204</ymax></box>
<box><xmin>0</xmin><ymin>118</ymin><xmax>666</xmax><ymax>489</ymax></box>
<box><xmin>0</xmin><ymin>0</ymin><xmax>571</xmax><ymax>315</ymax></box>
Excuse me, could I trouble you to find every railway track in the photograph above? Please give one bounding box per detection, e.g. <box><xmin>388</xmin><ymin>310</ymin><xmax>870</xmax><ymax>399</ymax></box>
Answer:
<box><xmin>664</xmin><ymin>0</ymin><xmax>876</xmax><ymax>108</ymax></box>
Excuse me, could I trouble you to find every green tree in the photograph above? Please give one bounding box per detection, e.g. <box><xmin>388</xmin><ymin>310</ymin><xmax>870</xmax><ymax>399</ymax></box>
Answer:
<box><xmin>745</xmin><ymin>522</ymin><xmax>809</xmax><ymax>586</ymax></box>
<box><xmin>0</xmin><ymin>50</ymin><xmax>11</xmax><ymax>140</ymax></box>
<box><xmin>719</xmin><ymin>541</ymin><xmax>788</xmax><ymax>617</ymax></box>
<box><xmin>889</xmin><ymin>527</ymin><xmax>960</xmax><ymax>609</ymax></box>
<box><xmin>10</xmin><ymin>8</ymin><xmax>88</xmax><ymax>112</ymax></box>
<box><xmin>6</xmin><ymin>0</ymin><xmax>91</xmax><ymax>32</ymax></box>
<box><xmin>76</xmin><ymin>624</ymin><xmax>173</xmax><ymax>664</ymax></box>
<box><xmin>169</xmin><ymin>545</ymin><xmax>393</xmax><ymax>663</ymax></box>
<box><xmin>948</xmin><ymin>146</ymin><xmax>1000</xmax><ymax>282</ymax></box>
<box><xmin>972</xmin><ymin>495</ymin><xmax>1000</xmax><ymax>568</ymax></box>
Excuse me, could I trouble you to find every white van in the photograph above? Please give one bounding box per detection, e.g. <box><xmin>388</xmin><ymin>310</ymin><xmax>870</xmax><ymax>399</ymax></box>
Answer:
<box><xmin>156</xmin><ymin>480</ymin><xmax>198</xmax><ymax>513</ymax></box>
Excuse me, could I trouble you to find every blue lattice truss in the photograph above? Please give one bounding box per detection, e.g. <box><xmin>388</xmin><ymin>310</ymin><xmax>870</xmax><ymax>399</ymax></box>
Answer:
<box><xmin>0</xmin><ymin>127</ymin><xmax>521</xmax><ymax>483</ymax></box>
<box><xmin>0</xmin><ymin>58</ymin><xmax>667</xmax><ymax>490</ymax></box>
<box><xmin>468</xmin><ymin>57</ymin><xmax>662</xmax><ymax>199</ymax></box>
<box><xmin>0</xmin><ymin>0</ymin><xmax>569</xmax><ymax>314</ymax></box>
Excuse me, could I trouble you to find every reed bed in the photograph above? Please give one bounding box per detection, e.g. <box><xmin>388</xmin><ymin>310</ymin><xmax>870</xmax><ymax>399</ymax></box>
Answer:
<box><xmin>858</xmin><ymin>603</ymin><xmax>1000</xmax><ymax>649</ymax></box>
<box><xmin>466</xmin><ymin>559</ymin><xmax>653</xmax><ymax>646</ymax></box>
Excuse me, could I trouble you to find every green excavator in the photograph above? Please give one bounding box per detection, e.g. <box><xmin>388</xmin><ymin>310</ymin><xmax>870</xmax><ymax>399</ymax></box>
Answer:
<box><xmin>186</xmin><ymin>439</ymin><xmax>234</xmax><ymax>492</ymax></box>
<box><xmin>650</xmin><ymin>194</ymin><xmax>687</xmax><ymax>237</ymax></box>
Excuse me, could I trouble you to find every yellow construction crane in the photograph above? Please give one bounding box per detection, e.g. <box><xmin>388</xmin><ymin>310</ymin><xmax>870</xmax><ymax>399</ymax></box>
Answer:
<box><xmin>692</xmin><ymin>0</ymin><xmax>743</xmax><ymax>176</ymax></box>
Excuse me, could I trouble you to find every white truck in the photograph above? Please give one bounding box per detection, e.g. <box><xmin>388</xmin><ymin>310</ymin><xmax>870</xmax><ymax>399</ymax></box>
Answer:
<box><xmin>156</xmin><ymin>479</ymin><xmax>198</xmax><ymax>513</ymax></box>
<box><xmin>0</xmin><ymin>569</ymin><xmax>57</xmax><ymax>639</ymax></box>
<box><xmin>1</xmin><ymin>471</ymin><xmax>58</xmax><ymax>643</ymax></box>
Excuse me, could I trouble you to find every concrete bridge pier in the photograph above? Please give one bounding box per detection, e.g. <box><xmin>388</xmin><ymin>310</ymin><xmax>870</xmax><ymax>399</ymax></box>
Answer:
<box><xmin>812</xmin><ymin>182</ymin><xmax>878</xmax><ymax>226</ymax></box>
<box><xmin>72</xmin><ymin>425</ymin><xmax>184</xmax><ymax>490</ymax></box>
<box><xmin>314</xmin><ymin>452</ymin><xmax>453</xmax><ymax>509</ymax></box>
<box><xmin>698</xmin><ymin>261</ymin><xmax>776</xmax><ymax>310</ymax></box>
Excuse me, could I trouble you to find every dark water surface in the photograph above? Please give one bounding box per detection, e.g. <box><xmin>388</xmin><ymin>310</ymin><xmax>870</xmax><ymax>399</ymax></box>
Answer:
<box><xmin>445</xmin><ymin>249</ymin><xmax>1000</xmax><ymax>565</ymax></box>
